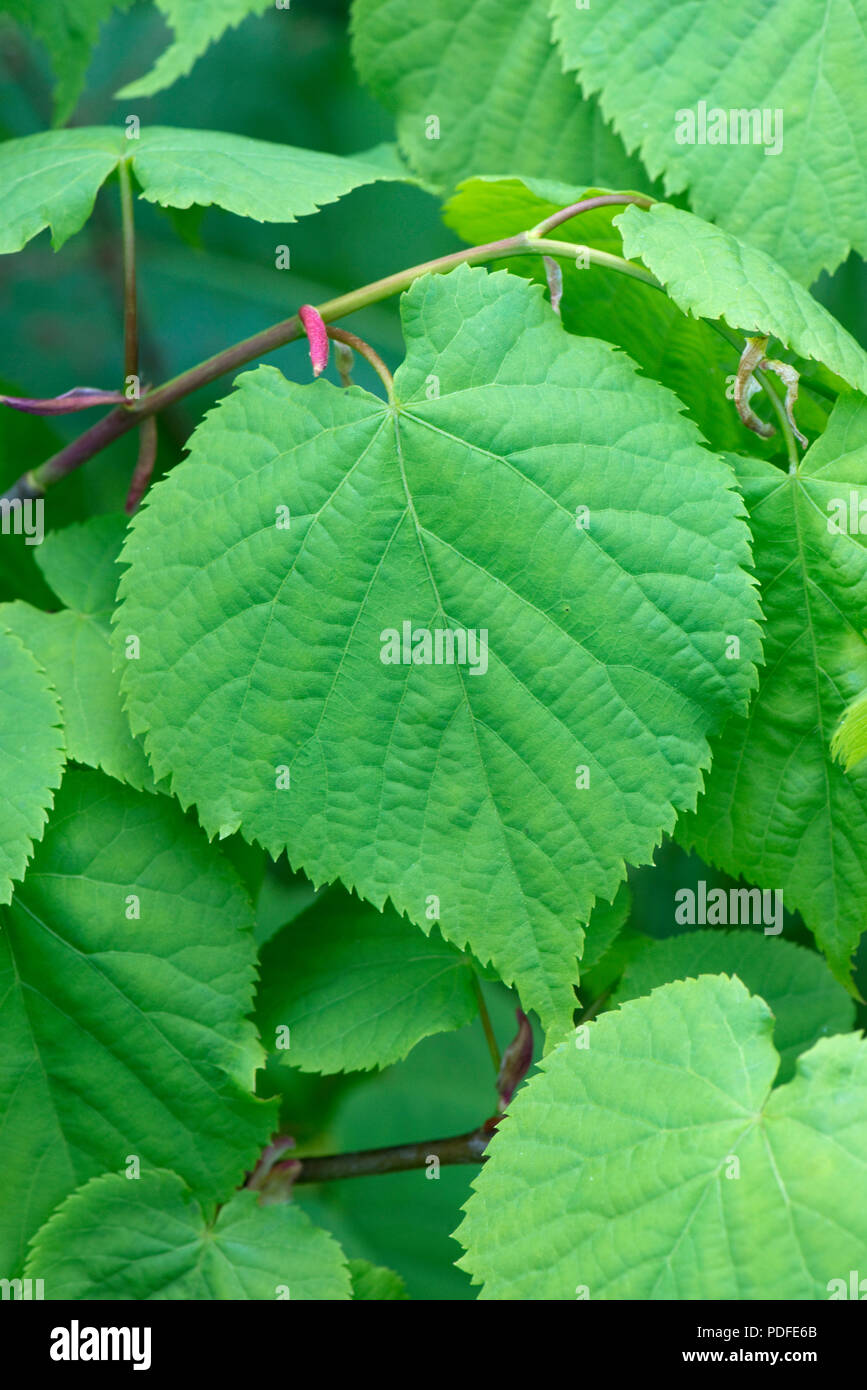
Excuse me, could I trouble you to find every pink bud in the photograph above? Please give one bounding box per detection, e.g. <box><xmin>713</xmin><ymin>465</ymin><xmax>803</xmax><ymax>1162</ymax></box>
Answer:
<box><xmin>299</xmin><ymin>304</ymin><xmax>330</xmax><ymax>378</ymax></box>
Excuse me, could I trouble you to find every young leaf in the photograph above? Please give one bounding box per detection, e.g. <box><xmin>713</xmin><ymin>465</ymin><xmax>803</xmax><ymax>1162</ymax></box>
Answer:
<box><xmin>677</xmin><ymin>394</ymin><xmax>867</xmax><ymax>988</ymax></box>
<box><xmin>116</xmin><ymin>264</ymin><xmax>761</xmax><ymax>1036</ymax></box>
<box><xmin>549</xmin><ymin>0</ymin><xmax>867</xmax><ymax>285</ymax></box>
<box><xmin>613</xmin><ymin>931</ymin><xmax>855</xmax><ymax>1083</ymax></box>
<box><xmin>0</xmin><ymin>127</ymin><xmax>411</xmax><ymax>254</ymax></box>
<box><xmin>0</xmin><ymin>625</ymin><xmax>64</xmax><ymax>904</ymax></box>
<box><xmin>130</xmin><ymin>131</ymin><xmax>409</xmax><ymax>222</ymax></box>
<box><xmin>256</xmin><ymin>887</ymin><xmax>478</xmax><ymax>1074</ymax></box>
<box><xmin>0</xmin><ymin>770</ymin><xmax>276</xmax><ymax>1277</ymax></box>
<box><xmin>351</xmin><ymin>0</ymin><xmax>655</xmax><ymax>194</ymax></box>
<box><xmin>349</xmin><ymin>1258</ymin><xmax>410</xmax><ymax>1300</ymax></box>
<box><xmin>616</xmin><ymin>204</ymin><xmax>867</xmax><ymax>395</ymax></box>
<box><xmin>456</xmin><ymin>974</ymin><xmax>867</xmax><ymax>1299</ymax></box>
<box><xmin>25</xmin><ymin>1169</ymin><xmax>350</xmax><ymax>1300</ymax></box>
<box><xmin>0</xmin><ymin>516</ymin><xmax>154</xmax><ymax>792</ymax></box>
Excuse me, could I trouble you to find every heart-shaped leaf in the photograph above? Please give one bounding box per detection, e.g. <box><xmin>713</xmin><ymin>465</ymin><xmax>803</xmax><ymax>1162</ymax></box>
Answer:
<box><xmin>117</xmin><ymin>264</ymin><xmax>762</xmax><ymax>1035</ymax></box>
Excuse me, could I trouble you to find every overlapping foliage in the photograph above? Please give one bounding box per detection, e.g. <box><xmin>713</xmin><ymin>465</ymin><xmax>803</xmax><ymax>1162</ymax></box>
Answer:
<box><xmin>1</xmin><ymin>0</ymin><xmax>866</xmax><ymax>1301</ymax></box>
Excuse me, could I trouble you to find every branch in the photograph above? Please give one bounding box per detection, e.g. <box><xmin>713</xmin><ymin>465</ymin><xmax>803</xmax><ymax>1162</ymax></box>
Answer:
<box><xmin>244</xmin><ymin>1124</ymin><xmax>497</xmax><ymax>1202</ymax></box>
<box><xmin>0</xmin><ymin>231</ymin><xmax>659</xmax><ymax>504</ymax></box>
<box><xmin>293</xmin><ymin>1122</ymin><xmax>497</xmax><ymax>1184</ymax></box>
<box><xmin>248</xmin><ymin>1009</ymin><xmax>536</xmax><ymax>1196</ymax></box>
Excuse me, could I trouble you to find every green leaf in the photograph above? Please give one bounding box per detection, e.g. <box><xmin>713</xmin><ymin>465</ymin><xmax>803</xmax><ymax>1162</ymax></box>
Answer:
<box><xmin>613</xmin><ymin>931</ymin><xmax>855</xmax><ymax>1083</ymax></box>
<box><xmin>677</xmin><ymin>394</ymin><xmax>867</xmax><ymax>988</ymax></box>
<box><xmin>580</xmin><ymin>881</ymin><xmax>631</xmax><ymax>973</ymax></box>
<box><xmin>256</xmin><ymin>886</ymin><xmax>478</xmax><ymax>1074</ymax></box>
<box><xmin>117</xmin><ymin>264</ymin><xmax>761</xmax><ymax>1036</ymax></box>
<box><xmin>0</xmin><ymin>128</ymin><xmax>124</xmax><ymax>255</ymax></box>
<box><xmin>115</xmin><ymin>0</ymin><xmax>272</xmax><ymax>100</ymax></box>
<box><xmin>4</xmin><ymin>1</ymin><xmax>125</xmax><ymax>125</ymax></box>
<box><xmin>832</xmin><ymin>687</ymin><xmax>867</xmax><ymax>772</ymax></box>
<box><xmin>351</xmin><ymin>0</ymin><xmax>655</xmax><ymax>195</ymax></box>
<box><xmin>25</xmin><ymin>1169</ymin><xmax>350</xmax><ymax>1300</ymax></box>
<box><xmin>349</xmin><ymin>1258</ymin><xmax>410</xmax><ymax>1300</ymax></box>
<box><xmin>0</xmin><ymin>127</ymin><xmax>411</xmax><ymax>253</ymax></box>
<box><xmin>6</xmin><ymin>1</ymin><xmax>273</xmax><ymax>121</ymax></box>
<box><xmin>0</xmin><ymin>516</ymin><xmax>154</xmax><ymax>791</ymax></box>
<box><xmin>130</xmin><ymin>131</ymin><xmax>409</xmax><ymax>221</ymax></box>
<box><xmin>578</xmin><ymin>926</ymin><xmax>653</xmax><ymax>1002</ymax></box>
<box><xmin>0</xmin><ymin>397</ymin><xmax>61</xmax><ymax>607</ymax></box>
<box><xmin>549</xmin><ymin>0</ymin><xmax>867</xmax><ymax>285</ymax></box>
<box><xmin>0</xmin><ymin>625</ymin><xmax>64</xmax><ymax>904</ymax></box>
<box><xmin>0</xmin><ymin>770</ymin><xmax>276</xmax><ymax>1277</ymax></box>
<box><xmin>456</xmin><ymin>974</ymin><xmax>867</xmax><ymax>1298</ymax></box>
<box><xmin>617</xmin><ymin>204</ymin><xmax>867</xmax><ymax>395</ymax></box>
<box><xmin>294</xmin><ymin>984</ymin><xmax>521</xmax><ymax>1300</ymax></box>
<box><xmin>443</xmin><ymin>176</ymin><xmax>817</xmax><ymax>455</ymax></box>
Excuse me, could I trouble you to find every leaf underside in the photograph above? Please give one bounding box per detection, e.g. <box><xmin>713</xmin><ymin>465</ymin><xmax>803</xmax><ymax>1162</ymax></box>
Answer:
<box><xmin>0</xmin><ymin>126</ymin><xmax>410</xmax><ymax>254</ymax></box>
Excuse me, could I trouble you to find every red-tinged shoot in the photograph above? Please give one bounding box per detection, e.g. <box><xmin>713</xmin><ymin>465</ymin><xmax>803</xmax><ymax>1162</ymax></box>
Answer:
<box><xmin>496</xmin><ymin>1008</ymin><xmax>534</xmax><ymax>1112</ymax></box>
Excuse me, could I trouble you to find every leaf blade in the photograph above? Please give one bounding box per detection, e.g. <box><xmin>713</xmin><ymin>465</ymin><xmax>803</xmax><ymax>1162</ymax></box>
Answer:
<box><xmin>549</xmin><ymin>0</ymin><xmax>867</xmax><ymax>284</ymax></box>
<box><xmin>617</xmin><ymin>204</ymin><xmax>867</xmax><ymax>395</ymax></box>
<box><xmin>0</xmin><ymin>770</ymin><xmax>276</xmax><ymax>1275</ymax></box>
<box><xmin>256</xmin><ymin>887</ymin><xmax>478</xmax><ymax>1074</ymax></box>
<box><xmin>677</xmin><ymin>394</ymin><xmax>867</xmax><ymax>986</ymax></box>
<box><xmin>351</xmin><ymin>0</ymin><xmax>656</xmax><ymax>194</ymax></box>
<box><xmin>0</xmin><ymin>625</ymin><xmax>64</xmax><ymax>903</ymax></box>
<box><xmin>456</xmin><ymin>974</ymin><xmax>867</xmax><ymax>1298</ymax></box>
<box><xmin>117</xmin><ymin>264</ymin><xmax>762</xmax><ymax>1035</ymax></box>
<box><xmin>25</xmin><ymin>1169</ymin><xmax>350</xmax><ymax>1300</ymax></box>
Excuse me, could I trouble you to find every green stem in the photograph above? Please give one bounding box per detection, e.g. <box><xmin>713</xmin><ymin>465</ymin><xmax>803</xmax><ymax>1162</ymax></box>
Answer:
<box><xmin>471</xmin><ymin>974</ymin><xmax>502</xmax><ymax>1074</ymax></box>
<box><xmin>293</xmin><ymin>1124</ymin><xmax>496</xmax><ymax>1184</ymax></box>
<box><xmin>530</xmin><ymin>237</ymin><xmax>661</xmax><ymax>288</ymax></box>
<box><xmin>118</xmin><ymin>159</ymin><xmax>138</xmax><ymax>384</ymax></box>
<box><xmin>326</xmin><ymin>326</ymin><xmax>394</xmax><ymax>403</ymax></box>
<box><xmin>528</xmin><ymin>192</ymin><xmax>654</xmax><ymax>240</ymax></box>
<box><xmin>756</xmin><ymin>366</ymin><xmax>800</xmax><ymax>469</ymax></box>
